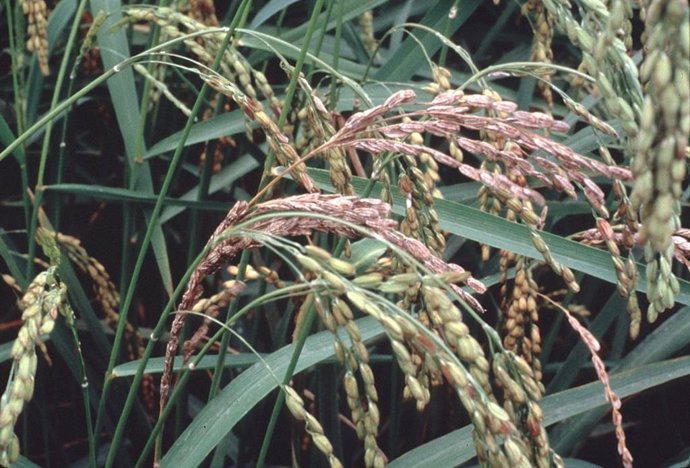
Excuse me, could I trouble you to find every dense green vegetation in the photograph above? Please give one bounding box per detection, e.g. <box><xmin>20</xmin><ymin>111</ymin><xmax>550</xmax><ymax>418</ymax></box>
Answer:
<box><xmin>1</xmin><ymin>0</ymin><xmax>688</xmax><ymax>467</ymax></box>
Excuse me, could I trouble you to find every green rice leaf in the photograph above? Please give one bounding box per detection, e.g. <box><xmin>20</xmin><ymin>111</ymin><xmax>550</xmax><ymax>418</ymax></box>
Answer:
<box><xmin>160</xmin><ymin>316</ymin><xmax>384</xmax><ymax>466</ymax></box>
<box><xmin>389</xmin><ymin>355</ymin><xmax>690</xmax><ymax>467</ymax></box>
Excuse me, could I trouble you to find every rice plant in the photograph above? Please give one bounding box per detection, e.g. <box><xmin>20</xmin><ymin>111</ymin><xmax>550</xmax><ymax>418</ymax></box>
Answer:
<box><xmin>1</xmin><ymin>1</ymin><xmax>689</xmax><ymax>467</ymax></box>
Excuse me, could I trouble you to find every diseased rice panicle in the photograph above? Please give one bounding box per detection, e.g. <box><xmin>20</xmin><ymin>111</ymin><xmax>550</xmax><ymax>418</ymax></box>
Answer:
<box><xmin>199</xmin><ymin>71</ymin><xmax>316</xmax><ymax>193</ymax></box>
<box><xmin>72</xmin><ymin>10</ymin><xmax>106</xmax><ymax>78</ymax></box>
<box><xmin>530</xmin><ymin>231</ymin><xmax>580</xmax><ymax>293</ymax></box>
<box><xmin>182</xmin><ymin>280</ymin><xmax>246</xmax><ymax>360</ymax></box>
<box><xmin>160</xmin><ymin>194</ymin><xmax>485</xmax><ymax>411</ymax></box>
<box><xmin>595</xmin><ymin>217</ymin><xmax>643</xmax><ymax>337</ymax></box>
<box><xmin>186</xmin><ymin>0</ymin><xmax>219</xmax><ymax>26</ymax></box>
<box><xmin>157</xmin><ymin>187</ymin><xmax>569</xmax><ymax>466</ymax></box>
<box><xmin>542</xmin><ymin>295</ymin><xmax>634</xmax><ymax>468</ymax></box>
<box><xmin>5</xmin><ymin>2</ymin><xmax>689</xmax><ymax>466</ymax></box>
<box><xmin>294</xmin><ymin>81</ymin><xmax>354</xmax><ymax>196</ymax></box>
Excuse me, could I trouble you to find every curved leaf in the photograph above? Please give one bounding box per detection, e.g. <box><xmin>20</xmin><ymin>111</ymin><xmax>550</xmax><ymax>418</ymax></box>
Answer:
<box><xmin>91</xmin><ymin>0</ymin><xmax>174</xmax><ymax>294</ymax></box>
<box><xmin>249</xmin><ymin>0</ymin><xmax>301</xmax><ymax>28</ymax></box>
<box><xmin>160</xmin><ymin>316</ymin><xmax>384</xmax><ymax>467</ymax></box>
<box><xmin>44</xmin><ymin>184</ymin><xmax>231</xmax><ymax>211</ymax></box>
<box><xmin>145</xmin><ymin>109</ymin><xmax>247</xmax><ymax>159</ymax></box>
<box><xmin>389</xmin><ymin>355</ymin><xmax>690</xmax><ymax>467</ymax></box>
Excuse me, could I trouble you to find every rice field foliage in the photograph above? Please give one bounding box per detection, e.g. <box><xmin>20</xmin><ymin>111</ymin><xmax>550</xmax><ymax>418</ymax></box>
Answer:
<box><xmin>0</xmin><ymin>0</ymin><xmax>689</xmax><ymax>467</ymax></box>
